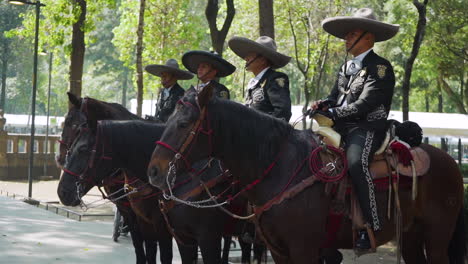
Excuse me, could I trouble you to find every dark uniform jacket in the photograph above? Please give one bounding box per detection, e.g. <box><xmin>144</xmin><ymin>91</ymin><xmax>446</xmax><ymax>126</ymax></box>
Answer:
<box><xmin>191</xmin><ymin>80</ymin><xmax>230</xmax><ymax>100</ymax></box>
<box><xmin>245</xmin><ymin>68</ymin><xmax>292</xmax><ymax>121</ymax></box>
<box><xmin>328</xmin><ymin>50</ymin><xmax>395</xmax><ymax>133</ymax></box>
<box><xmin>211</xmin><ymin>80</ymin><xmax>230</xmax><ymax>100</ymax></box>
<box><xmin>155</xmin><ymin>83</ymin><xmax>185</xmax><ymax>122</ymax></box>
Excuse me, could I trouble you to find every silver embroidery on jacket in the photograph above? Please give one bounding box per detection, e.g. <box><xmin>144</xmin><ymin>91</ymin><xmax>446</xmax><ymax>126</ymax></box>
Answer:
<box><xmin>335</xmin><ymin>105</ymin><xmax>358</xmax><ymax>118</ymax></box>
<box><xmin>252</xmin><ymin>88</ymin><xmax>265</xmax><ymax>103</ymax></box>
<box><xmin>367</xmin><ymin>105</ymin><xmax>388</xmax><ymax>121</ymax></box>
<box><xmin>362</xmin><ymin>131</ymin><xmax>380</xmax><ymax>230</ymax></box>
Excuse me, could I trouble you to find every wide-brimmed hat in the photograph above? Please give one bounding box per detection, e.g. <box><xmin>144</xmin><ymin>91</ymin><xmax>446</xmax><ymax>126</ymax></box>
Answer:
<box><xmin>321</xmin><ymin>8</ymin><xmax>399</xmax><ymax>42</ymax></box>
<box><xmin>145</xmin><ymin>59</ymin><xmax>194</xmax><ymax>80</ymax></box>
<box><xmin>228</xmin><ymin>36</ymin><xmax>291</xmax><ymax>69</ymax></box>
<box><xmin>182</xmin><ymin>50</ymin><xmax>236</xmax><ymax>78</ymax></box>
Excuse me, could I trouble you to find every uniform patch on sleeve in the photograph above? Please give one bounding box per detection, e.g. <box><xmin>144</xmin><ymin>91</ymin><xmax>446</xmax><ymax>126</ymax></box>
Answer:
<box><xmin>376</xmin><ymin>65</ymin><xmax>387</xmax><ymax>79</ymax></box>
<box><xmin>275</xmin><ymin>78</ymin><xmax>286</xmax><ymax>88</ymax></box>
<box><xmin>220</xmin><ymin>91</ymin><xmax>228</xmax><ymax>99</ymax></box>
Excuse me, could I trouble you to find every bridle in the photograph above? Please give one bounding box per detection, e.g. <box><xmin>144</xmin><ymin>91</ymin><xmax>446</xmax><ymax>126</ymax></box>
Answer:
<box><xmin>155</xmin><ymin>97</ymin><xmax>214</xmax><ymax>190</ymax></box>
<box><xmin>62</xmin><ymin>122</ymin><xmax>113</xmax><ymax>204</ymax></box>
<box><xmin>58</xmin><ymin>98</ymin><xmax>90</xmax><ymax>159</ymax></box>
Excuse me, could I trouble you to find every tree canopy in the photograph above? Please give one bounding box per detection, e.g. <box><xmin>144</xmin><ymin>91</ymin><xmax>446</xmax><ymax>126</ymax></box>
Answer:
<box><xmin>0</xmin><ymin>0</ymin><xmax>466</xmax><ymax>118</ymax></box>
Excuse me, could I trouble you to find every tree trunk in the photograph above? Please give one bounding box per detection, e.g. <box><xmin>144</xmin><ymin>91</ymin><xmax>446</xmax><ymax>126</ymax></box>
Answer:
<box><xmin>438</xmin><ymin>79</ymin><xmax>443</xmax><ymax>112</ymax></box>
<box><xmin>302</xmin><ymin>81</ymin><xmax>311</xmax><ymax>130</ymax></box>
<box><xmin>314</xmin><ymin>37</ymin><xmax>330</xmax><ymax>100</ymax></box>
<box><xmin>425</xmin><ymin>91</ymin><xmax>429</xmax><ymax>112</ymax></box>
<box><xmin>135</xmin><ymin>0</ymin><xmax>146</xmax><ymax>117</ymax></box>
<box><xmin>68</xmin><ymin>0</ymin><xmax>87</xmax><ymax>100</ymax></box>
<box><xmin>402</xmin><ymin>0</ymin><xmax>428</xmax><ymax>121</ymax></box>
<box><xmin>258</xmin><ymin>0</ymin><xmax>274</xmax><ymax>39</ymax></box>
<box><xmin>122</xmin><ymin>68</ymin><xmax>128</xmax><ymax>108</ymax></box>
<box><xmin>439</xmin><ymin>74</ymin><xmax>467</xmax><ymax>114</ymax></box>
<box><xmin>0</xmin><ymin>43</ymin><xmax>7</xmax><ymax>111</ymax></box>
<box><xmin>205</xmin><ymin>0</ymin><xmax>235</xmax><ymax>56</ymax></box>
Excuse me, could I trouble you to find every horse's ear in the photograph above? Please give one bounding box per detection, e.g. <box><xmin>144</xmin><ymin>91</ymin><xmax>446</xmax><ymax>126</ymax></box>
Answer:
<box><xmin>67</xmin><ymin>92</ymin><xmax>81</xmax><ymax>108</ymax></box>
<box><xmin>197</xmin><ymin>84</ymin><xmax>214</xmax><ymax>108</ymax></box>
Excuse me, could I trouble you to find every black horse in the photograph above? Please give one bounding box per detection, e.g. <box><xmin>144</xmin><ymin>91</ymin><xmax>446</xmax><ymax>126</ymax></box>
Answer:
<box><xmin>57</xmin><ymin>93</ymin><xmax>170</xmax><ymax>264</ymax></box>
<box><xmin>58</xmin><ymin>119</ymin><xmax>263</xmax><ymax>264</ymax></box>
<box><xmin>147</xmin><ymin>86</ymin><xmax>465</xmax><ymax>264</ymax></box>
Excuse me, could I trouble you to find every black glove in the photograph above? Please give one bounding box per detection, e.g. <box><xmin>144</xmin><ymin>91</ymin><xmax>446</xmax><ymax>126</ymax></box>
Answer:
<box><xmin>317</xmin><ymin>99</ymin><xmax>336</xmax><ymax>110</ymax></box>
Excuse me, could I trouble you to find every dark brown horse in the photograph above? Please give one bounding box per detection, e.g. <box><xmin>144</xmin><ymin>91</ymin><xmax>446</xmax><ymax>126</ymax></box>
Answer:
<box><xmin>147</xmin><ymin>86</ymin><xmax>466</xmax><ymax>264</ymax></box>
<box><xmin>56</xmin><ymin>94</ymin><xmax>170</xmax><ymax>264</ymax></box>
<box><xmin>55</xmin><ymin>92</ymin><xmax>141</xmax><ymax>169</ymax></box>
<box><xmin>58</xmin><ymin>119</ymin><xmax>265</xmax><ymax>264</ymax></box>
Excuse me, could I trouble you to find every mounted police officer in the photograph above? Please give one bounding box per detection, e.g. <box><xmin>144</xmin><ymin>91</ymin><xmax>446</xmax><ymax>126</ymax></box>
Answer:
<box><xmin>182</xmin><ymin>50</ymin><xmax>235</xmax><ymax>99</ymax></box>
<box><xmin>312</xmin><ymin>8</ymin><xmax>399</xmax><ymax>250</ymax></box>
<box><xmin>228</xmin><ymin>36</ymin><xmax>292</xmax><ymax>121</ymax></box>
<box><xmin>145</xmin><ymin>59</ymin><xmax>194</xmax><ymax>122</ymax></box>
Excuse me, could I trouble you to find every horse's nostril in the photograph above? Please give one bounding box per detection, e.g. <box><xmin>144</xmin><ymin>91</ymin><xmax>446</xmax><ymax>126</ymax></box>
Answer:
<box><xmin>150</xmin><ymin>167</ymin><xmax>158</xmax><ymax>177</ymax></box>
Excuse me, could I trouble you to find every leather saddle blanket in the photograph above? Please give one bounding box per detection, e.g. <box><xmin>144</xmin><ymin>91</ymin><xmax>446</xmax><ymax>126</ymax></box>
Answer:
<box><xmin>370</xmin><ymin>147</ymin><xmax>430</xmax><ymax>179</ymax></box>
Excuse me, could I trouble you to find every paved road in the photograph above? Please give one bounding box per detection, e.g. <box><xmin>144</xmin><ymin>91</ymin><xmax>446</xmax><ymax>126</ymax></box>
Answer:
<box><xmin>0</xmin><ymin>195</ymin><xmax>150</xmax><ymax>264</ymax></box>
<box><xmin>0</xmin><ymin>180</ymin><xmax>401</xmax><ymax>263</ymax></box>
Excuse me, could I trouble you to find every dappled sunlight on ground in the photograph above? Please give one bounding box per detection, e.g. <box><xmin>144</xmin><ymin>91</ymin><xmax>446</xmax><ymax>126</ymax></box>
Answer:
<box><xmin>0</xmin><ymin>195</ymin><xmax>150</xmax><ymax>264</ymax></box>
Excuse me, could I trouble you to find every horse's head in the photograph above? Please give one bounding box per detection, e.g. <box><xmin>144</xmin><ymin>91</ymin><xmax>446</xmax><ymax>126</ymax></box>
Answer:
<box><xmin>56</xmin><ymin>92</ymin><xmax>87</xmax><ymax>169</ymax></box>
<box><xmin>57</xmin><ymin>122</ymin><xmax>113</xmax><ymax>206</ymax></box>
<box><xmin>147</xmin><ymin>85</ymin><xmax>215</xmax><ymax>189</ymax></box>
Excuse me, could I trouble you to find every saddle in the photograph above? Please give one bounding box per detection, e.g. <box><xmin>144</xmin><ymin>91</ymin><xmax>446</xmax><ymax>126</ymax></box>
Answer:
<box><xmin>312</xmin><ymin>113</ymin><xmax>430</xmax><ymax>179</ymax></box>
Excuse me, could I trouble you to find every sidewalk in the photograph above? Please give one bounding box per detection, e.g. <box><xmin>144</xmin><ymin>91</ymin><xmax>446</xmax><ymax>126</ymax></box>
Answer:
<box><xmin>0</xmin><ymin>195</ymin><xmax>182</xmax><ymax>264</ymax></box>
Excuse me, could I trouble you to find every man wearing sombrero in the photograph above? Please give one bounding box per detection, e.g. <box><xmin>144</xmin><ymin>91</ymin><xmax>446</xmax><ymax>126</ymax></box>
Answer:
<box><xmin>182</xmin><ymin>50</ymin><xmax>235</xmax><ymax>99</ymax></box>
<box><xmin>228</xmin><ymin>36</ymin><xmax>292</xmax><ymax>121</ymax></box>
<box><xmin>145</xmin><ymin>58</ymin><xmax>194</xmax><ymax>122</ymax></box>
<box><xmin>313</xmin><ymin>8</ymin><xmax>399</xmax><ymax>250</ymax></box>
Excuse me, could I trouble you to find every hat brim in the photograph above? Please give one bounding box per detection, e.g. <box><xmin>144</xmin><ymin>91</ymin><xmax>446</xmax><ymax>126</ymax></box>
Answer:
<box><xmin>145</xmin><ymin>65</ymin><xmax>194</xmax><ymax>80</ymax></box>
<box><xmin>182</xmin><ymin>51</ymin><xmax>236</xmax><ymax>78</ymax></box>
<box><xmin>228</xmin><ymin>37</ymin><xmax>291</xmax><ymax>69</ymax></box>
<box><xmin>321</xmin><ymin>17</ymin><xmax>399</xmax><ymax>42</ymax></box>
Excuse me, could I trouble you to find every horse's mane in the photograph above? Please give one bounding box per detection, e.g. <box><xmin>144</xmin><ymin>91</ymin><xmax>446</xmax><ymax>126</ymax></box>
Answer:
<box><xmin>207</xmin><ymin>96</ymin><xmax>295</xmax><ymax>170</ymax></box>
<box><xmin>98</xmin><ymin>120</ymin><xmax>165</xmax><ymax>171</ymax></box>
<box><xmin>85</xmin><ymin>97</ymin><xmax>142</xmax><ymax>120</ymax></box>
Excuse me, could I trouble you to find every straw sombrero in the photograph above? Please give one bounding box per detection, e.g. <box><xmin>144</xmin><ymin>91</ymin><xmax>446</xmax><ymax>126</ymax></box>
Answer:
<box><xmin>321</xmin><ymin>8</ymin><xmax>399</xmax><ymax>42</ymax></box>
<box><xmin>145</xmin><ymin>59</ymin><xmax>194</xmax><ymax>80</ymax></box>
<box><xmin>182</xmin><ymin>50</ymin><xmax>236</xmax><ymax>78</ymax></box>
<box><xmin>228</xmin><ymin>36</ymin><xmax>291</xmax><ymax>69</ymax></box>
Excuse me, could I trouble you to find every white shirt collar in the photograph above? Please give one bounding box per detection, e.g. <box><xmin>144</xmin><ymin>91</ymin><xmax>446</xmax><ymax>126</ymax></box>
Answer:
<box><xmin>248</xmin><ymin>67</ymin><xmax>270</xmax><ymax>89</ymax></box>
<box><xmin>353</xmin><ymin>48</ymin><xmax>373</xmax><ymax>63</ymax></box>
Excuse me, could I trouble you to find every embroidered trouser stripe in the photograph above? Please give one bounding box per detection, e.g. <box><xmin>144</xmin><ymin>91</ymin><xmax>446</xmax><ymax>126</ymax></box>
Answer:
<box><xmin>344</xmin><ymin>128</ymin><xmax>383</xmax><ymax>231</ymax></box>
<box><xmin>361</xmin><ymin>131</ymin><xmax>380</xmax><ymax>230</ymax></box>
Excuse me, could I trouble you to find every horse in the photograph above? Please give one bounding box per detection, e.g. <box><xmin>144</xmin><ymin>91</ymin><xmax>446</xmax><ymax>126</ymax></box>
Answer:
<box><xmin>55</xmin><ymin>92</ymin><xmax>141</xmax><ymax>169</ymax></box>
<box><xmin>58</xmin><ymin>119</ymin><xmax>264</xmax><ymax>264</ymax></box>
<box><xmin>147</xmin><ymin>85</ymin><xmax>466</xmax><ymax>264</ymax></box>
<box><xmin>56</xmin><ymin>93</ymin><xmax>169</xmax><ymax>264</ymax></box>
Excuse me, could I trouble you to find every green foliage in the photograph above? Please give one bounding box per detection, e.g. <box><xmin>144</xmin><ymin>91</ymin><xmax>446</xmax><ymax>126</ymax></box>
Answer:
<box><xmin>1</xmin><ymin>0</ymin><xmax>466</xmax><ymax>118</ymax></box>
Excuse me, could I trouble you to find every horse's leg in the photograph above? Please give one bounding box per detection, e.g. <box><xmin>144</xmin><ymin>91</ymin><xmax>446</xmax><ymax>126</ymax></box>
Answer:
<box><xmin>128</xmin><ymin>226</ymin><xmax>146</xmax><ymax>264</ymax></box>
<box><xmin>158</xmin><ymin>236</ymin><xmax>173</xmax><ymax>264</ymax></box>
<box><xmin>320</xmin><ymin>248</ymin><xmax>343</xmax><ymax>264</ymax></box>
<box><xmin>221</xmin><ymin>236</ymin><xmax>232</xmax><ymax>264</ymax></box>
<box><xmin>144</xmin><ymin>239</ymin><xmax>157</xmax><ymax>264</ymax></box>
<box><xmin>253</xmin><ymin>243</ymin><xmax>267</xmax><ymax>264</ymax></box>
<box><xmin>198</xmin><ymin>236</ymin><xmax>222</xmax><ymax>264</ymax></box>
<box><xmin>176</xmin><ymin>241</ymin><xmax>198</xmax><ymax>264</ymax></box>
<box><xmin>401</xmin><ymin>223</ymin><xmax>427</xmax><ymax>264</ymax></box>
<box><xmin>238</xmin><ymin>238</ymin><xmax>252</xmax><ymax>264</ymax></box>
<box><xmin>423</xmin><ymin>211</ymin><xmax>463</xmax><ymax>264</ymax></box>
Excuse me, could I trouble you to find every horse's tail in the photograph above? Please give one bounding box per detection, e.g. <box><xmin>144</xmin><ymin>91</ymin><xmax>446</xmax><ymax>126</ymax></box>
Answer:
<box><xmin>448</xmin><ymin>208</ymin><xmax>467</xmax><ymax>264</ymax></box>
